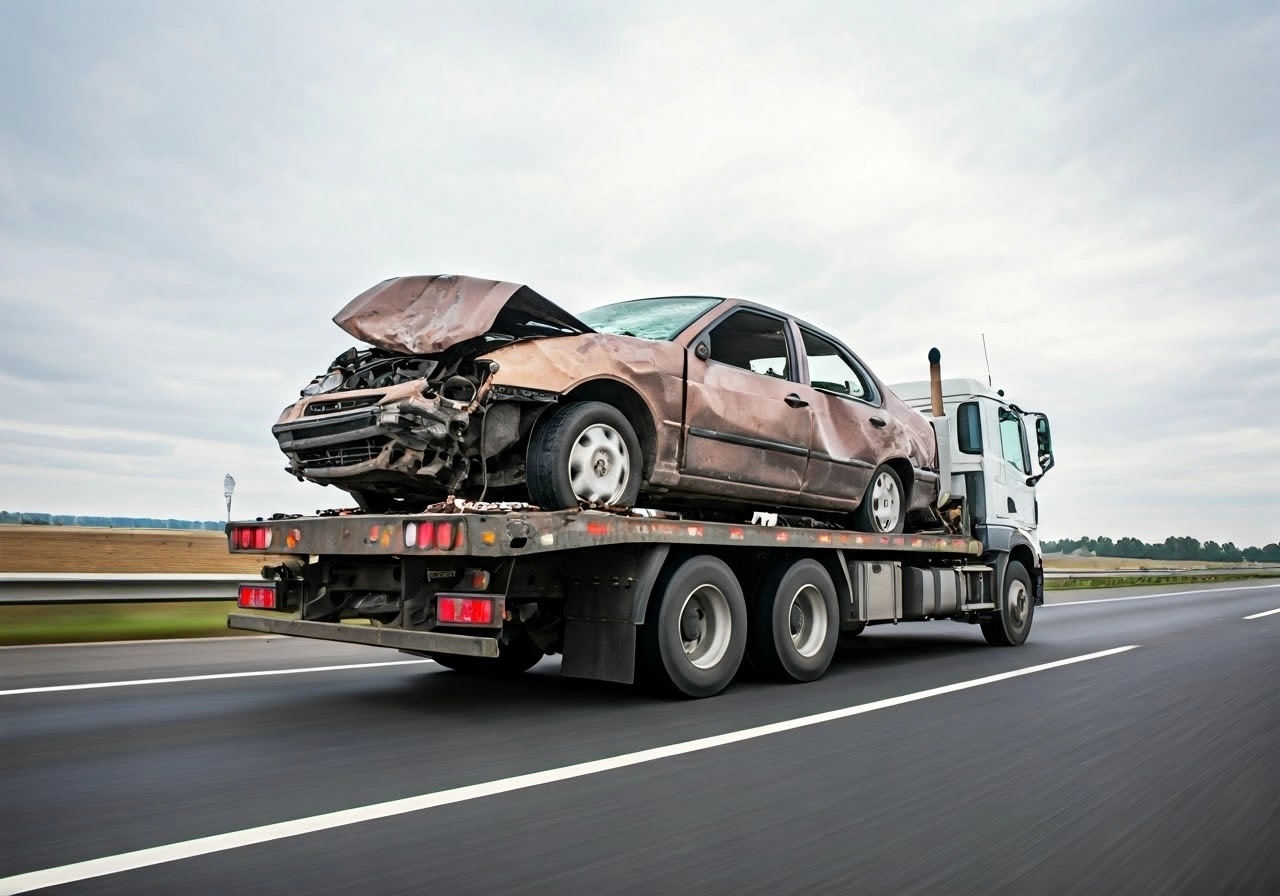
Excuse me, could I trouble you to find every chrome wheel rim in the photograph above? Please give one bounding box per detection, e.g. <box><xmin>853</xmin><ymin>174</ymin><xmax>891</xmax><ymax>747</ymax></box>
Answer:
<box><xmin>678</xmin><ymin>584</ymin><xmax>731</xmax><ymax>669</ymax></box>
<box><xmin>1007</xmin><ymin>577</ymin><xmax>1029</xmax><ymax>629</ymax></box>
<box><xmin>870</xmin><ymin>471</ymin><xmax>900</xmax><ymax>531</ymax></box>
<box><xmin>568</xmin><ymin>423</ymin><xmax>630</xmax><ymax>504</ymax></box>
<box><xmin>788</xmin><ymin>584</ymin><xmax>827</xmax><ymax>658</ymax></box>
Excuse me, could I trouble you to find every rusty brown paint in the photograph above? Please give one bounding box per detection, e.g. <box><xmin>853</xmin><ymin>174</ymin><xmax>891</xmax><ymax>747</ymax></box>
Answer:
<box><xmin>333</xmin><ymin>274</ymin><xmax>589</xmax><ymax>355</ymax></box>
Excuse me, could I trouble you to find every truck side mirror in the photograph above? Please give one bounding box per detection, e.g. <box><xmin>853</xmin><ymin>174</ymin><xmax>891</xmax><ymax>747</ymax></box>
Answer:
<box><xmin>1032</xmin><ymin>414</ymin><xmax>1054</xmax><ymax>475</ymax></box>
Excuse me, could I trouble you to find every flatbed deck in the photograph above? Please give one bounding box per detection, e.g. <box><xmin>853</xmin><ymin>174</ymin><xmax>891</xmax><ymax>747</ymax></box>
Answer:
<box><xmin>227</xmin><ymin>507</ymin><xmax>983</xmax><ymax>559</ymax></box>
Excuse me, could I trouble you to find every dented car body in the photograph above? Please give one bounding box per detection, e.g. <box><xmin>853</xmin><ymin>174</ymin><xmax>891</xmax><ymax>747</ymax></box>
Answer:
<box><xmin>274</xmin><ymin>275</ymin><xmax>940</xmax><ymax>528</ymax></box>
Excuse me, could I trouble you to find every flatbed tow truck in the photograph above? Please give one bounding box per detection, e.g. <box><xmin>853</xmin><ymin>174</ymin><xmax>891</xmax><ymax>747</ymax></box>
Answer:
<box><xmin>226</xmin><ymin>355</ymin><xmax>1055</xmax><ymax>698</ymax></box>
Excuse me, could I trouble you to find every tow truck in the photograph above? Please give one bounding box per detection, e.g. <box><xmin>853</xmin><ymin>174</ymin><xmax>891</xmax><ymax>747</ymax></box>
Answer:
<box><xmin>227</xmin><ymin>351</ymin><xmax>1055</xmax><ymax>698</ymax></box>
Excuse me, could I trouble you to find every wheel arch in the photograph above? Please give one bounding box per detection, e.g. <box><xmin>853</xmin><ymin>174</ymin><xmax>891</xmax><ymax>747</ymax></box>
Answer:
<box><xmin>562</xmin><ymin>377</ymin><xmax>659</xmax><ymax>479</ymax></box>
<box><xmin>883</xmin><ymin>456</ymin><xmax>915</xmax><ymax>505</ymax></box>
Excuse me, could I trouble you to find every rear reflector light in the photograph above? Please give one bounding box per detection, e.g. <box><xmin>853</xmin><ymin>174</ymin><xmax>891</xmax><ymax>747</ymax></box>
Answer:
<box><xmin>237</xmin><ymin>584</ymin><xmax>277</xmax><ymax>609</ymax></box>
<box><xmin>437</xmin><ymin>596</ymin><xmax>493</xmax><ymax>624</ymax></box>
<box><xmin>231</xmin><ymin>526</ymin><xmax>272</xmax><ymax>550</ymax></box>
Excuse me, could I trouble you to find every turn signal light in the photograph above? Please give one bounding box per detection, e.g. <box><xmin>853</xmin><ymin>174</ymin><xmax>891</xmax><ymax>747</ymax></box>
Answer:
<box><xmin>437</xmin><ymin>596</ymin><xmax>493</xmax><ymax>624</ymax></box>
<box><xmin>237</xmin><ymin>584</ymin><xmax>277</xmax><ymax>609</ymax></box>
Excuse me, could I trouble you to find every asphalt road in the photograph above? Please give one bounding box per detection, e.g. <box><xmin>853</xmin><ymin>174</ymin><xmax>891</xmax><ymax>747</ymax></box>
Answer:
<box><xmin>2</xmin><ymin>581</ymin><xmax>1278</xmax><ymax>895</ymax></box>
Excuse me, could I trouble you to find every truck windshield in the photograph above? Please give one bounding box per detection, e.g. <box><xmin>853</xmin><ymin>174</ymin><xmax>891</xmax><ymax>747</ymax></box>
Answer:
<box><xmin>579</xmin><ymin>297</ymin><xmax>722</xmax><ymax>341</ymax></box>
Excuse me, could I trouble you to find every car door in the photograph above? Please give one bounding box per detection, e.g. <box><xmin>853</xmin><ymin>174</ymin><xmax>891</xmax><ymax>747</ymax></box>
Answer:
<box><xmin>794</xmin><ymin>327</ymin><xmax>899</xmax><ymax>504</ymax></box>
<box><xmin>681</xmin><ymin>308</ymin><xmax>811</xmax><ymax>493</ymax></box>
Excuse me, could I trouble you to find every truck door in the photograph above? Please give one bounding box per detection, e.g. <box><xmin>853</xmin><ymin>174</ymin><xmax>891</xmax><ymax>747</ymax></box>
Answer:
<box><xmin>682</xmin><ymin>308</ymin><xmax>811</xmax><ymax>492</ymax></box>
<box><xmin>991</xmin><ymin>405</ymin><xmax>1037</xmax><ymax>528</ymax></box>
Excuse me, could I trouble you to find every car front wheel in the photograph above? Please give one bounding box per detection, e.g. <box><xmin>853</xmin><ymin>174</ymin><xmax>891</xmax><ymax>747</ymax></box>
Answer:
<box><xmin>527</xmin><ymin>401</ymin><xmax>643</xmax><ymax>509</ymax></box>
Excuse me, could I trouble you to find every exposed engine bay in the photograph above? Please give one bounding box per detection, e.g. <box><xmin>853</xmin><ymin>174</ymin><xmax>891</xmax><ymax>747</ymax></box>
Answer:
<box><xmin>273</xmin><ymin>275</ymin><xmax>589</xmax><ymax>512</ymax></box>
<box><xmin>274</xmin><ymin>336</ymin><xmax>560</xmax><ymax>512</ymax></box>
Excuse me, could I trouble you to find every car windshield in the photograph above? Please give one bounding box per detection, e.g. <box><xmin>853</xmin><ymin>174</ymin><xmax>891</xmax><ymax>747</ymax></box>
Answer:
<box><xmin>578</xmin><ymin>297</ymin><xmax>723</xmax><ymax>341</ymax></box>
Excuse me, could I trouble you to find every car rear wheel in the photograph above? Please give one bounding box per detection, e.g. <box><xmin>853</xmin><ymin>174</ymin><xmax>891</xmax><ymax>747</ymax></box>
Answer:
<box><xmin>853</xmin><ymin>464</ymin><xmax>906</xmax><ymax>534</ymax></box>
<box><xmin>527</xmin><ymin>401</ymin><xmax>643</xmax><ymax>508</ymax></box>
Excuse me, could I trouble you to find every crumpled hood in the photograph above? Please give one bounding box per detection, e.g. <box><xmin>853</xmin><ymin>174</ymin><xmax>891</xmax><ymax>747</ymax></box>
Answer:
<box><xmin>333</xmin><ymin>274</ymin><xmax>593</xmax><ymax>355</ymax></box>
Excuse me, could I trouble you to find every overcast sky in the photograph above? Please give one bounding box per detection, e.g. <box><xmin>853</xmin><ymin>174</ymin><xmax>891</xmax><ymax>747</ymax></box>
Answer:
<box><xmin>2</xmin><ymin>0</ymin><xmax>1276</xmax><ymax>546</ymax></box>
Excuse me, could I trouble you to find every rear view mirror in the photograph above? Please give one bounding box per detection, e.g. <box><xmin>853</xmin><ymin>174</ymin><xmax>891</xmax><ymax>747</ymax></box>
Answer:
<box><xmin>1032</xmin><ymin>414</ymin><xmax>1054</xmax><ymax>475</ymax></box>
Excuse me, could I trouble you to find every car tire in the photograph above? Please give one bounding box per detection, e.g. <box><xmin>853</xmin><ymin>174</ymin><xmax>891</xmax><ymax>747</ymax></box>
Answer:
<box><xmin>638</xmin><ymin>555</ymin><xmax>747</xmax><ymax>698</ymax></box>
<box><xmin>853</xmin><ymin>464</ymin><xmax>906</xmax><ymax>534</ymax></box>
<box><xmin>427</xmin><ymin>633</ymin><xmax>544</xmax><ymax>675</ymax></box>
<box><xmin>527</xmin><ymin>401</ymin><xmax>643</xmax><ymax>509</ymax></box>
<box><xmin>981</xmin><ymin>561</ymin><xmax>1034</xmax><ymax>646</ymax></box>
<box><xmin>748</xmin><ymin>559</ymin><xmax>840</xmax><ymax>682</ymax></box>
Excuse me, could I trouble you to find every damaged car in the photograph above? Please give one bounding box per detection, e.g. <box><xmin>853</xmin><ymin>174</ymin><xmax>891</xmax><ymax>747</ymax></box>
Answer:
<box><xmin>273</xmin><ymin>275</ymin><xmax>940</xmax><ymax>532</ymax></box>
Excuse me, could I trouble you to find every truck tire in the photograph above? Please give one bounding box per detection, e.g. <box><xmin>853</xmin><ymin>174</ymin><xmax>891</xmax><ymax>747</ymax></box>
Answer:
<box><xmin>639</xmin><ymin>555</ymin><xmax>747</xmax><ymax>698</ymax></box>
<box><xmin>427</xmin><ymin>634</ymin><xmax>544</xmax><ymax>676</ymax></box>
<box><xmin>527</xmin><ymin>401</ymin><xmax>643</xmax><ymax>509</ymax></box>
<box><xmin>853</xmin><ymin>464</ymin><xmax>906</xmax><ymax>534</ymax></box>
<box><xmin>748</xmin><ymin>559</ymin><xmax>840</xmax><ymax>682</ymax></box>
<box><xmin>981</xmin><ymin>560</ymin><xmax>1034</xmax><ymax>646</ymax></box>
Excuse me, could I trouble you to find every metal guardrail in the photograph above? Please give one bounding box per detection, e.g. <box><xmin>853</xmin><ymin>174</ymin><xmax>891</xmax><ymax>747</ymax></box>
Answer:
<box><xmin>2</xmin><ymin>569</ymin><xmax>1278</xmax><ymax>605</ymax></box>
<box><xmin>0</xmin><ymin>574</ymin><xmax>246</xmax><ymax>605</ymax></box>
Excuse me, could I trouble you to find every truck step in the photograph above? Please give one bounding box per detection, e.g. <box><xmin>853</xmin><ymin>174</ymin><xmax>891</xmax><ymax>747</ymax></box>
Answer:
<box><xmin>961</xmin><ymin>602</ymin><xmax>995</xmax><ymax>610</ymax></box>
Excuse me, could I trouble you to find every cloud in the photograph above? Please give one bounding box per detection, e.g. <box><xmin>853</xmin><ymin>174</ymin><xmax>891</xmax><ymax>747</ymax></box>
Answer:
<box><xmin>1</xmin><ymin>0</ymin><xmax>1276</xmax><ymax>545</ymax></box>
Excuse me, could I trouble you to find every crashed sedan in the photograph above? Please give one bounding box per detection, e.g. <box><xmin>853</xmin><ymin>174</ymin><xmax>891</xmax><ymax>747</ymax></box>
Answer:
<box><xmin>273</xmin><ymin>275</ymin><xmax>940</xmax><ymax>532</ymax></box>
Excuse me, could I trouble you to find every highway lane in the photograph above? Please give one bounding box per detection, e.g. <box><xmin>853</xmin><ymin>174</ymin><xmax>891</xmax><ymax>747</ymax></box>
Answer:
<box><xmin>2</xmin><ymin>581</ymin><xmax>1277</xmax><ymax>894</ymax></box>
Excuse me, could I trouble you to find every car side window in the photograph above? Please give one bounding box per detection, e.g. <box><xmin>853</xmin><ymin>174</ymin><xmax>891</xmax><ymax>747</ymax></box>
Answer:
<box><xmin>998</xmin><ymin>407</ymin><xmax>1031</xmax><ymax>473</ymax></box>
<box><xmin>799</xmin><ymin>329</ymin><xmax>871</xmax><ymax>400</ymax></box>
<box><xmin>706</xmin><ymin>311</ymin><xmax>792</xmax><ymax>379</ymax></box>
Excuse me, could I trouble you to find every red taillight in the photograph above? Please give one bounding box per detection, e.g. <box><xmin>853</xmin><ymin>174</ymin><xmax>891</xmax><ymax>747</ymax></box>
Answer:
<box><xmin>416</xmin><ymin>521</ymin><xmax>435</xmax><ymax>548</ymax></box>
<box><xmin>237</xmin><ymin>584</ymin><xmax>277</xmax><ymax>609</ymax></box>
<box><xmin>231</xmin><ymin>526</ymin><xmax>272</xmax><ymax>550</ymax></box>
<box><xmin>435</xmin><ymin>521</ymin><xmax>455</xmax><ymax>551</ymax></box>
<box><xmin>437</xmin><ymin>596</ymin><xmax>493</xmax><ymax>624</ymax></box>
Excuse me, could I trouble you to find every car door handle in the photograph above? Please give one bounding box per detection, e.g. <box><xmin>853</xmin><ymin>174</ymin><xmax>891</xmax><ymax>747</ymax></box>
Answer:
<box><xmin>869</xmin><ymin>416</ymin><xmax>887</xmax><ymax>428</ymax></box>
<box><xmin>784</xmin><ymin>394</ymin><xmax>809</xmax><ymax>408</ymax></box>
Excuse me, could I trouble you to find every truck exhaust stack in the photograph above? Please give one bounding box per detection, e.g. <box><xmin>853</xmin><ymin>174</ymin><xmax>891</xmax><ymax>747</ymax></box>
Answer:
<box><xmin>928</xmin><ymin>347</ymin><xmax>944</xmax><ymax>418</ymax></box>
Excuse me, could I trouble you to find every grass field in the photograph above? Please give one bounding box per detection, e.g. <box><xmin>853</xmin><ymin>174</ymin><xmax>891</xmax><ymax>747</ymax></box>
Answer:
<box><xmin>0</xmin><ymin>525</ymin><xmax>271</xmax><ymax>574</ymax></box>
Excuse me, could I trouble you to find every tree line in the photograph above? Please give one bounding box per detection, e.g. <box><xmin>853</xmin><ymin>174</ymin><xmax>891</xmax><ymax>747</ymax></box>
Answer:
<box><xmin>1044</xmin><ymin>535</ymin><xmax>1280</xmax><ymax>563</ymax></box>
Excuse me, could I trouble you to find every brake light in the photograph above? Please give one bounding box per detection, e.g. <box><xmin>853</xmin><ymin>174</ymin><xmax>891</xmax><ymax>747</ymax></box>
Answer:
<box><xmin>237</xmin><ymin>584</ymin><xmax>277</xmax><ymax>609</ymax></box>
<box><xmin>437</xmin><ymin>596</ymin><xmax>493</xmax><ymax>624</ymax></box>
<box><xmin>402</xmin><ymin>519</ymin><xmax>463</xmax><ymax>550</ymax></box>
<box><xmin>232</xmin><ymin>526</ymin><xmax>272</xmax><ymax>550</ymax></box>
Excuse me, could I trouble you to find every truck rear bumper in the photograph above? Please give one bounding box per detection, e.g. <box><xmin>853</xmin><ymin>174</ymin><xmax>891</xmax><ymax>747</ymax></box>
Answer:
<box><xmin>227</xmin><ymin>613</ymin><xmax>499</xmax><ymax>657</ymax></box>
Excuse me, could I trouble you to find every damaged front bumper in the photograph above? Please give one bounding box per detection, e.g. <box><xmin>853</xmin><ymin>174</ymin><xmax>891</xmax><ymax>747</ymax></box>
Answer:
<box><xmin>273</xmin><ymin>380</ymin><xmax>479</xmax><ymax>497</ymax></box>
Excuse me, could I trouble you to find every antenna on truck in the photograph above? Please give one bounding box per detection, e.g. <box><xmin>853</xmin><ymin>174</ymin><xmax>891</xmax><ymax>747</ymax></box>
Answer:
<box><xmin>981</xmin><ymin>333</ymin><xmax>993</xmax><ymax>387</ymax></box>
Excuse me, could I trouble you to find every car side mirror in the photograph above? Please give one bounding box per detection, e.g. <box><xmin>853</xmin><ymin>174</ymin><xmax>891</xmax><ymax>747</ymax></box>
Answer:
<box><xmin>694</xmin><ymin>340</ymin><xmax>710</xmax><ymax>361</ymax></box>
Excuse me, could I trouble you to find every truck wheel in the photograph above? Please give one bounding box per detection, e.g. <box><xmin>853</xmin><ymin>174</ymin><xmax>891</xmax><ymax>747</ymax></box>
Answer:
<box><xmin>427</xmin><ymin>634</ymin><xmax>544</xmax><ymax>676</ymax></box>
<box><xmin>639</xmin><ymin>555</ymin><xmax>747</xmax><ymax>698</ymax></box>
<box><xmin>981</xmin><ymin>561</ymin><xmax>1034</xmax><ymax>646</ymax></box>
<box><xmin>527</xmin><ymin>401</ymin><xmax>643</xmax><ymax>509</ymax></box>
<box><xmin>853</xmin><ymin>465</ymin><xmax>905</xmax><ymax>534</ymax></box>
<box><xmin>748</xmin><ymin>559</ymin><xmax>839</xmax><ymax>682</ymax></box>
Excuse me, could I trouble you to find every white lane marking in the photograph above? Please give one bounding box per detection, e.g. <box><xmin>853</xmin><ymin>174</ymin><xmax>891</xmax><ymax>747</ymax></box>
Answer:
<box><xmin>0</xmin><ymin>645</ymin><xmax>1138</xmax><ymax>894</ymax></box>
<box><xmin>1046</xmin><ymin>583</ymin><xmax>1279</xmax><ymax>608</ymax></box>
<box><xmin>0</xmin><ymin>660</ymin><xmax>434</xmax><ymax>697</ymax></box>
<box><xmin>1243</xmin><ymin>607</ymin><xmax>1280</xmax><ymax>620</ymax></box>
<box><xmin>0</xmin><ymin>635</ymin><xmax>278</xmax><ymax>650</ymax></box>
